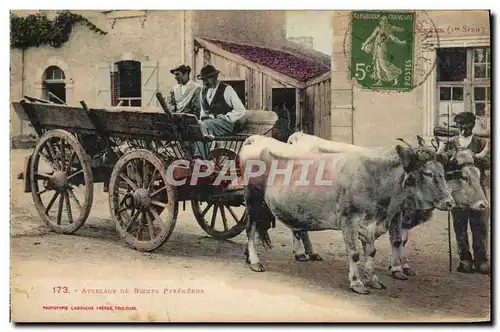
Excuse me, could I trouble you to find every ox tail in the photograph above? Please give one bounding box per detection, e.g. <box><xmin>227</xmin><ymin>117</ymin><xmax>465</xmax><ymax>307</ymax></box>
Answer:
<box><xmin>245</xmin><ymin>187</ymin><xmax>275</xmax><ymax>250</ymax></box>
<box><xmin>255</xmin><ymin>200</ymin><xmax>275</xmax><ymax>250</ymax></box>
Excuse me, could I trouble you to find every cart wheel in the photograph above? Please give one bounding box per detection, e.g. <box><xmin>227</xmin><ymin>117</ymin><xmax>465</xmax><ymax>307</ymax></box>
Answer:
<box><xmin>30</xmin><ymin>129</ymin><xmax>93</xmax><ymax>234</ymax></box>
<box><xmin>109</xmin><ymin>149</ymin><xmax>178</xmax><ymax>252</ymax></box>
<box><xmin>192</xmin><ymin>147</ymin><xmax>247</xmax><ymax>240</ymax></box>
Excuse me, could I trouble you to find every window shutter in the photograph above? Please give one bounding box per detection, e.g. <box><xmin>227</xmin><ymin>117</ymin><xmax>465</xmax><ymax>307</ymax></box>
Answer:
<box><xmin>97</xmin><ymin>63</ymin><xmax>112</xmax><ymax>107</ymax></box>
<box><xmin>141</xmin><ymin>60</ymin><xmax>159</xmax><ymax>108</ymax></box>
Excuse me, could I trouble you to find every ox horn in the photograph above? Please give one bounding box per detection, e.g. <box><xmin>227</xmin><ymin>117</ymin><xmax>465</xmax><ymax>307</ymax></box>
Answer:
<box><xmin>396</xmin><ymin>138</ymin><xmax>415</xmax><ymax>152</ymax></box>
<box><xmin>416</xmin><ymin>135</ymin><xmax>426</xmax><ymax>147</ymax></box>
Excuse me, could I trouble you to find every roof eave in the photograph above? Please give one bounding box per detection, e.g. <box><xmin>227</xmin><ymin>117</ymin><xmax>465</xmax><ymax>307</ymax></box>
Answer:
<box><xmin>195</xmin><ymin>37</ymin><xmax>305</xmax><ymax>89</ymax></box>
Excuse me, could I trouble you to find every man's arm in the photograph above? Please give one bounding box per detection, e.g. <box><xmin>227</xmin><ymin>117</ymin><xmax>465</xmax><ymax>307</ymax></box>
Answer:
<box><xmin>199</xmin><ymin>89</ymin><xmax>209</xmax><ymax>119</ymax></box>
<box><xmin>221</xmin><ymin>85</ymin><xmax>246</xmax><ymax>123</ymax></box>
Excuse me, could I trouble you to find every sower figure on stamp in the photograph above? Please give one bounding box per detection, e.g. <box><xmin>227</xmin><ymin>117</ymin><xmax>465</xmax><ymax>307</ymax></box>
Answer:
<box><xmin>444</xmin><ymin>111</ymin><xmax>490</xmax><ymax>274</ymax></box>
<box><xmin>165</xmin><ymin>65</ymin><xmax>202</xmax><ymax>117</ymax></box>
<box><xmin>192</xmin><ymin>65</ymin><xmax>247</xmax><ymax>159</ymax></box>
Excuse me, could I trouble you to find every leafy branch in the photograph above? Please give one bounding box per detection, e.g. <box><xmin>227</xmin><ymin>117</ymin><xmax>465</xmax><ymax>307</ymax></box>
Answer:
<box><xmin>10</xmin><ymin>10</ymin><xmax>107</xmax><ymax>49</ymax></box>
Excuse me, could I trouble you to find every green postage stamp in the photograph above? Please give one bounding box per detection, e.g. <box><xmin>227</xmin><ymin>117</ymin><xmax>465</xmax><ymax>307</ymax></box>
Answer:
<box><xmin>350</xmin><ymin>11</ymin><xmax>416</xmax><ymax>91</ymax></box>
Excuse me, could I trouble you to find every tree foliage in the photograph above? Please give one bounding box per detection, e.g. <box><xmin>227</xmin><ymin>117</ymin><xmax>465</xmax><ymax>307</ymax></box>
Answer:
<box><xmin>10</xmin><ymin>11</ymin><xmax>107</xmax><ymax>49</ymax></box>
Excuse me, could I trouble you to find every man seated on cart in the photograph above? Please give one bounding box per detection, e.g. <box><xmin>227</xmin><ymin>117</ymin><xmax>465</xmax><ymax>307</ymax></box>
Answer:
<box><xmin>165</xmin><ymin>65</ymin><xmax>202</xmax><ymax>117</ymax></box>
<box><xmin>192</xmin><ymin>65</ymin><xmax>247</xmax><ymax>159</ymax></box>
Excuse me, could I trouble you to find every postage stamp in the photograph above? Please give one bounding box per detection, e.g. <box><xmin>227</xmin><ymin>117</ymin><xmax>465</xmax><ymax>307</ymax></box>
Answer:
<box><xmin>344</xmin><ymin>10</ymin><xmax>441</xmax><ymax>92</ymax></box>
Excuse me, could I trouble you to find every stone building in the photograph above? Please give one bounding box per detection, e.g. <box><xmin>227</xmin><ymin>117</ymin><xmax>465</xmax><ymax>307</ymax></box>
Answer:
<box><xmin>330</xmin><ymin>10</ymin><xmax>490</xmax><ymax>146</ymax></box>
<box><xmin>10</xmin><ymin>10</ymin><xmax>330</xmax><ymax>138</ymax></box>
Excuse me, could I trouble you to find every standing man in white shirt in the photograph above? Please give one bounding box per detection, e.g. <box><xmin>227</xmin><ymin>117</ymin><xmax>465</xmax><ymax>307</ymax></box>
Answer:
<box><xmin>166</xmin><ymin>65</ymin><xmax>202</xmax><ymax>117</ymax></box>
<box><xmin>193</xmin><ymin>65</ymin><xmax>247</xmax><ymax>159</ymax></box>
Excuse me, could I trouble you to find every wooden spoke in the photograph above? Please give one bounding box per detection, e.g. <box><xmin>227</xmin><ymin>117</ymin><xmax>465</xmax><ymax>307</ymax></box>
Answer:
<box><xmin>136</xmin><ymin>212</ymin><xmax>145</xmax><ymax>241</ymax></box>
<box><xmin>151</xmin><ymin>186</ymin><xmax>167</xmax><ymax>198</ymax></box>
<box><xmin>67</xmin><ymin>189</ymin><xmax>82</xmax><ymax>212</ymax></box>
<box><xmin>118</xmin><ymin>193</ymin><xmax>128</xmax><ymax>208</ymax></box>
<box><xmin>118</xmin><ymin>206</ymin><xmax>128</xmax><ymax>214</ymax></box>
<box><xmin>210</xmin><ymin>205</ymin><xmax>219</xmax><ymax>228</ymax></box>
<box><xmin>145</xmin><ymin>211</ymin><xmax>155</xmax><ymax>240</ymax></box>
<box><xmin>67</xmin><ymin>169</ymin><xmax>84</xmax><ymax>181</ymax></box>
<box><xmin>117</xmin><ymin>187</ymin><xmax>129</xmax><ymax>195</ymax></box>
<box><xmin>149</xmin><ymin>207</ymin><xmax>165</xmax><ymax>233</ymax></box>
<box><xmin>45</xmin><ymin>191</ymin><xmax>60</xmax><ymax>215</ymax></box>
<box><xmin>219</xmin><ymin>206</ymin><xmax>229</xmax><ymax>231</ymax></box>
<box><xmin>142</xmin><ymin>159</ymin><xmax>150</xmax><ymax>189</ymax></box>
<box><xmin>36</xmin><ymin>188</ymin><xmax>50</xmax><ymax>196</ymax></box>
<box><xmin>35</xmin><ymin>173</ymin><xmax>52</xmax><ymax>180</ymax></box>
<box><xmin>119</xmin><ymin>173</ymin><xmax>138</xmax><ymax>191</ymax></box>
<box><xmin>39</xmin><ymin>151</ymin><xmax>57</xmax><ymax>169</ymax></box>
<box><xmin>146</xmin><ymin>169</ymin><xmax>158</xmax><ymax>191</ymax></box>
<box><xmin>65</xmin><ymin>151</ymin><xmax>76</xmax><ymax>174</ymax></box>
<box><xmin>124</xmin><ymin>210</ymin><xmax>141</xmax><ymax>232</ymax></box>
<box><xmin>59</xmin><ymin>137</ymin><xmax>65</xmax><ymax>170</ymax></box>
<box><xmin>44</xmin><ymin>142</ymin><xmax>59</xmax><ymax>170</ymax></box>
<box><xmin>64</xmin><ymin>192</ymin><xmax>74</xmax><ymax>224</ymax></box>
<box><xmin>151</xmin><ymin>200</ymin><xmax>168</xmax><ymax>209</ymax></box>
<box><xmin>56</xmin><ymin>194</ymin><xmax>64</xmax><ymax>226</ymax></box>
<box><xmin>226</xmin><ymin>206</ymin><xmax>239</xmax><ymax>223</ymax></box>
<box><xmin>201</xmin><ymin>203</ymin><xmax>214</xmax><ymax>217</ymax></box>
<box><xmin>130</xmin><ymin>160</ymin><xmax>143</xmax><ymax>188</ymax></box>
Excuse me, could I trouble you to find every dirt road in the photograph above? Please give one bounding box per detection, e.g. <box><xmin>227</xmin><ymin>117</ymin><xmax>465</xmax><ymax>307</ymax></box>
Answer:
<box><xmin>10</xmin><ymin>149</ymin><xmax>490</xmax><ymax>322</ymax></box>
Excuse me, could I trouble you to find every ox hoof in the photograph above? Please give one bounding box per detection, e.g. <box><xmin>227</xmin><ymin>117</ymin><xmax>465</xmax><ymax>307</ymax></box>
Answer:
<box><xmin>350</xmin><ymin>284</ymin><xmax>371</xmax><ymax>295</ymax></box>
<box><xmin>403</xmin><ymin>267</ymin><xmax>417</xmax><ymax>276</ymax></box>
<box><xmin>309</xmin><ymin>253</ymin><xmax>324</xmax><ymax>261</ymax></box>
<box><xmin>366</xmin><ymin>280</ymin><xmax>386</xmax><ymax>290</ymax></box>
<box><xmin>391</xmin><ymin>271</ymin><xmax>408</xmax><ymax>280</ymax></box>
<box><xmin>248</xmin><ymin>263</ymin><xmax>265</xmax><ymax>272</ymax></box>
<box><xmin>295</xmin><ymin>254</ymin><xmax>309</xmax><ymax>262</ymax></box>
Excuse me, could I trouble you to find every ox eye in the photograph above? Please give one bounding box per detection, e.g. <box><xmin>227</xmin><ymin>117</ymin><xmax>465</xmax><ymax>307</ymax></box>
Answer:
<box><xmin>423</xmin><ymin>171</ymin><xmax>433</xmax><ymax>177</ymax></box>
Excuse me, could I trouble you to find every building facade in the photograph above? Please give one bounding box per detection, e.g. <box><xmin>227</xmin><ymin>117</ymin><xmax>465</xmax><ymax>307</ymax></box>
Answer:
<box><xmin>330</xmin><ymin>10</ymin><xmax>490</xmax><ymax>146</ymax></box>
<box><xmin>9</xmin><ymin>10</ymin><xmax>290</xmax><ymax>137</ymax></box>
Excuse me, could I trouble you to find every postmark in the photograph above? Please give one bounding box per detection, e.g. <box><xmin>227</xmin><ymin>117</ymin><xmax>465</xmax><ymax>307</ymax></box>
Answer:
<box><xmin>343</xmin><ymin>10</ymin><xmax>441</xmax><ymax>92</ymax></box>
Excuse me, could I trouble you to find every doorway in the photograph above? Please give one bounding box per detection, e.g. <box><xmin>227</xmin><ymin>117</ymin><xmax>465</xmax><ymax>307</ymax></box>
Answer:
<box><xmin>271</xmin><ymin>88</ymin><xmax>296</xmax><ymax>142</ymax></box>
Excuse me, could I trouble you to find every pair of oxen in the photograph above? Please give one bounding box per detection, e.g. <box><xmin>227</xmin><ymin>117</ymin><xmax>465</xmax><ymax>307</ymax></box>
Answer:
<box><xmin>237</xmin><ymin>132</ymin><xmax>489</xmax><ymax>295</ymax></box>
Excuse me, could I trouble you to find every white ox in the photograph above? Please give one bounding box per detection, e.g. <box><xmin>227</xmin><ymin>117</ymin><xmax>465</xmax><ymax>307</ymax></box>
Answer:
<box><xmin>238</xmin><ymin>134</ymin><xmax>455</xmax><ymax>294</ymax></box>
<box><xmin>287</xmin><ymin>132</ymin><xmax>488</xmax><ymax>279</ymax></box>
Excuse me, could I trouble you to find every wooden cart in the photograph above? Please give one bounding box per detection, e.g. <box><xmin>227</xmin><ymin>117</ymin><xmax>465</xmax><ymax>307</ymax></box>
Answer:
<box><xmin>12</xmin><ymin>94</ymin><xmax>277</xmax><ymax>251</ymax></box>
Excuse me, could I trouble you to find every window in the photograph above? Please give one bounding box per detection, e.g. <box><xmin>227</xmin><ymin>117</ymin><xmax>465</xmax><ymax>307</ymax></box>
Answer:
<box><xmin>42</xmin><ymin>66</ymin><xmax>66</xmax><ymax>104</ymax></box>
<box><xmin>111</xmin><ymin>60</ymin><xmax>142</xmax><ymax>107</ymax></box>
<box><xmin>223</xmin><ymin>80</ymin><xmax>246</xmax><ymax>107</ymax></box>
<box><xmin>436</xmin><ymin>47</ymin><xmax>491</xmax><ymax>131</ymax></box>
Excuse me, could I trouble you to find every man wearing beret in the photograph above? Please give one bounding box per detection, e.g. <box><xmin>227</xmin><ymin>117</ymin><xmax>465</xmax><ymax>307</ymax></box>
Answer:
<box><xmin>192</xmin><ymin>65</ymin><xmax>247</xmax><ymax>159</ymax></box>
<box><xmin>166</xmin><ymin>65</ymin><xmax>202</xmax><ymax>117</ymax></box>
<box><xmin>445</xmin><ymin>111</ymin><xmax>490</xmax><ymax>274</ymax></box>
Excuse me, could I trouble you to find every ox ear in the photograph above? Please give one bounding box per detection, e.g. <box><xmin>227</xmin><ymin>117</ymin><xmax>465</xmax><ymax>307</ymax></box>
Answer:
<box><xmin>395</xmin><ymin>145</ymin><xmax>413</xmax><ymax>171</ymax></box>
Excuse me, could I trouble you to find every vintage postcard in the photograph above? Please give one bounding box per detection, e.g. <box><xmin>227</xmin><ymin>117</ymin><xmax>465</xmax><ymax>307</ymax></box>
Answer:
<box><xmin>9</xmin><ymin>9</ymin><xmax>491</xmax><ymax>323</ymax></box>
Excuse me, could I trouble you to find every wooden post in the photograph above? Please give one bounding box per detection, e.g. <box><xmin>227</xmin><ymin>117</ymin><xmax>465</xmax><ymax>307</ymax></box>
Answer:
<box><xmin>295</xmin><ymin>88</ymin><xmax>301</xmax><ymax>132</ymax></box>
